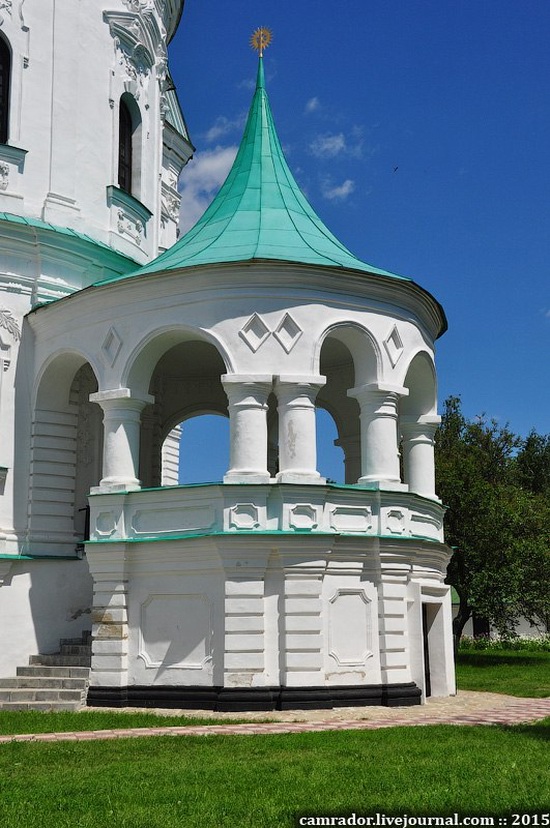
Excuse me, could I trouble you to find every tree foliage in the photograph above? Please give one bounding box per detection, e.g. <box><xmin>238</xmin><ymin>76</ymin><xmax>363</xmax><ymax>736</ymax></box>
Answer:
<box><xmin>435</xmin><ymin>396</ymin><xmax>550</xmax><ymax>646</ymax></box>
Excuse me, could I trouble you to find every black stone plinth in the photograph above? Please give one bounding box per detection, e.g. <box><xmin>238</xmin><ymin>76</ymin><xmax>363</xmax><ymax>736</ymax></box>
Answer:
<box><xmin>87</xmin><ymin>682</ymin><xmax>422</xmax><ymax>711</ymax></box>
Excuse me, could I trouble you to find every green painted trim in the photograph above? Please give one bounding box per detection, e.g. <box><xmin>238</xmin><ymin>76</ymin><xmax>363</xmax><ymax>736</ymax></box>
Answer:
<box><xmin>0</xmin><ymin>554</ymin><xmax>81</xmax><ymax>561</ymax></box>
<box><xmin>86</xmin><ymin>530</ymin><xmax>442</xmax><ymax>546</ymax></box>
<box><xmin>0</xmin><ymin>212</ymin><xmax>139</xmax><ymax>264</ymax></box>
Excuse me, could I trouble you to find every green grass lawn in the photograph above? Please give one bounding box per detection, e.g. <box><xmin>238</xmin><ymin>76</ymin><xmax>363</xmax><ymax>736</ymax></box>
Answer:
<box><xmin>0</xmin><ymin>721</ymin><xmax>548</xmax><ymax>828</ymax></box>
<box><xmin>0</xmin><ymin>709</ymin><xmax>247</xmax><ymax>736</ymax></box>
<box><xmin>456</xmin><ymin>649</ymin><xmax>550</xmax><ymax>697</ymax></box>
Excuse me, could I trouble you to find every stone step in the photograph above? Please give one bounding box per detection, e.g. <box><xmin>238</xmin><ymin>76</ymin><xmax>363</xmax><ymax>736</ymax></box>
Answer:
<box><xmin>59</xmin><ymin>644</ymin><xmax>91</xmax><ymax>656</ymax></box>
<box><xmin>0</xmin><ymin>677</ymin><xmax>88</xmax><ymax>690</ymax></box>
<box><xmin>0</xmin><ymin>701</ymin><xmax>83</xmax><ymax>712</ymax></box>
<box><xmin>0</xmin><ymin>688</ymin><xmax>85</xmax><ymax>703</ymax></box>
<box><xmin>17</xmin><ymin>665</ymin><xmax>90</xmax><ymax>679</ymax></box>
<box><xmin>29</xmin><ymin>654</ymin><xmax>91</xmax><ymax>667</ymax></box>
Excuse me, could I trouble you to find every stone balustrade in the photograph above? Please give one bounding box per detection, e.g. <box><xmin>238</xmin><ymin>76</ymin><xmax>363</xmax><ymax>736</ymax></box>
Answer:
<box><xmin>88</xmin><ymin>482</ymin><xmax>445</xmax><ymax>545</ymax></box>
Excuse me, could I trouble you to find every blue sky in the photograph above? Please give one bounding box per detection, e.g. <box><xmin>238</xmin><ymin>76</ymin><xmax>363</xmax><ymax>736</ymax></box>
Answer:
<box><xmin>166</xmin><ymin>0</ymin><xmax>549</xmax><ymax>480</ymax></box>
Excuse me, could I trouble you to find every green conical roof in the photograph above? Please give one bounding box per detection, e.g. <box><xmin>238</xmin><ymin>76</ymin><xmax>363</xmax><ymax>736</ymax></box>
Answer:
<box><xmin>100</xmin><ymin>57</ymin><xmax>409</xmax><ymax>284</ymax></box>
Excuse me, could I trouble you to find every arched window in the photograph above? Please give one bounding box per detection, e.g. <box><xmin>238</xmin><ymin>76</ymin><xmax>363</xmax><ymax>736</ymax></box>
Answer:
<box><xmin>118</xmin><ymin>99</ymin><xmax>133</xmax><ymax>193</ymax></box>
<box><xmin>0</xmin><ymin>36</ymin><xmax>11</xmax><ymax>144</ymax></box>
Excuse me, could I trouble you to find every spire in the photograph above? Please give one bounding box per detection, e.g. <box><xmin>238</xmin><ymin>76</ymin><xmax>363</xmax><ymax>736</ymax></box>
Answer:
<box><xmin>106</xmin><ymin>35</ymin><xmax>408</xmax><ymax>284</ymax></box>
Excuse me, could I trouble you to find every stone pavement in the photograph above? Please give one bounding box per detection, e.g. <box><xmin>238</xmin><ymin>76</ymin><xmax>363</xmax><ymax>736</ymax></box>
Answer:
<box><xmin>0</xmin><ymin>691</ymin><xmax>549</xmax><ymax>744</ymax></box>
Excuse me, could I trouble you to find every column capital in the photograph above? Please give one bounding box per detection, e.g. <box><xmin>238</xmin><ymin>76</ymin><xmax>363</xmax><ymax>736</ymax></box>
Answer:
<box><xmin>348</xmin><ymin>382</ymin><xmax>409</xmax><ymax>403</ymax></box>
<box><xmin>90</xmin><ymin>388</ymin><xmax>154</xmax><ymax>411</ymax></box>
<box><xmin>221</xmin><ymin>374</ymin><xmax>273</xmax><ymax>406</ymax></box>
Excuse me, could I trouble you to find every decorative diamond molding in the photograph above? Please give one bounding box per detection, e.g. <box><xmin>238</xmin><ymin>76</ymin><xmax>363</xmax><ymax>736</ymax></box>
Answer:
<box><xmin>239</xmin><ymin>313</ymin><xmax>270</xmax><ymax>352</ymax></box>
<box><xmin>229</xmin><ymin>503</ymin><xmax>260</xmax><ymax>530</ymax></box>
<box><xmin>101</xmin><ymin>327</ymin><xmax>122</xmax><ymax>366</ymax></box>
<box><xmin>289</xmin><ymin>504</ymin><xmax>318</xmax><ymax>530</ymax></box>
<box><xmin>383</xmin><ymin>324</ymin><xmax>404</xmax><ymax>367</ymax></box>
<box><xmin>273</xmin><ymin>313</ymin><xmax>303</xmax><ymax>353</ymax></box>
<box><xmin>385</xmin><ymin>509</ymin><xmax>406</xmax><ymax>535</ymax></box>
<box><xmin>95</xmin><ymin>512</ymin><xmax>117</xmax><ymax>537</ymax></box>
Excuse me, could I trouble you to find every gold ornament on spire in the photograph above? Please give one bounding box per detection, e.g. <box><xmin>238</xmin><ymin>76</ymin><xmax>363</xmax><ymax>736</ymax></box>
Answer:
<box><xmin>250</xmin><ymin>27</ymin><xmax>272</xmax><ymax>57</ymax></box>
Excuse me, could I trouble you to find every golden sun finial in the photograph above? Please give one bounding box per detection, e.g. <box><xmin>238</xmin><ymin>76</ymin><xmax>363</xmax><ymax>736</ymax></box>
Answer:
<box><xmin>250</xmin><ymin>27</ymin><xmax>272</xmax><ymax>57</ymax></box>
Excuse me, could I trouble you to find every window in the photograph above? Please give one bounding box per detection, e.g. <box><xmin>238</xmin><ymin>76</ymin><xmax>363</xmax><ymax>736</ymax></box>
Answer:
<box><xmin>118</xmin><ymin>99</ymin><xmax>133</xmax><ymax>194</ymax></box>
<box><xmin>0</xmin><ymin>36</ymin><xmax>11</xmax><ymax>144</ymax></box>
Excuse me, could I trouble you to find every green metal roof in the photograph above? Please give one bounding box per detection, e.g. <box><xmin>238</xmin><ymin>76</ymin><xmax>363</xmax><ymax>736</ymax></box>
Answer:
<box><xmin>99</xmin><ymin>57</ymin><xmax>409</xmax><ymax>285</ymax></box>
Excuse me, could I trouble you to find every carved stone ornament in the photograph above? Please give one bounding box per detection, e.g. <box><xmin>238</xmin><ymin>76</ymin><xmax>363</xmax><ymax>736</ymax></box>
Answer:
<box><xmin>117</xmin><ymin>209</ymin><xmax>143</xmax><ymax>245</ymax></box>
<box><xmin>0</xmin><ymin>161</ymin><xmax>8</xmax><ymax>190</ymax></box>
<box><xmin>122</xmin><ymin>0</ymin><xmax>153</xmax><ymax>11</ymax></box>
<box><xmin>0</xmin><ymin>0</ymin><xmax>12</xmax><ymax>27</ymax></box>
<box><xmin>161</xmin><ymin>183</ymin><xmax>180</xmax><ymax>223</ymax></box>
<box><xmin>0</xmin><ymin>308</ymin><xmax>21</xmax><ymax>341</ymax></box>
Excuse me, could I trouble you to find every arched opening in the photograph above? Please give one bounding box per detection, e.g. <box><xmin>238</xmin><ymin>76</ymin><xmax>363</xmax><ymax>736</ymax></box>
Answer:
<box><xmin>399</xmin><ymin>352</ymin><xmax>439</xmax><ymax>496</ymax></box>
<box><xmin>138</xmin><ymin>338</ymin><xmax>229</xmax><ymax>488</ymax></box>
<box><xmin>0</xmin><ymin>34</ymin><xmax>11</xmax><ymax>144</ymax></box>
<box><xmin>30</xmin><ymin>354</ymin><xmax>102</xmax><ymax>553</ymax></box>
<box><xmin>118</xmin><ymin>94</ymin><xmax>142</xmax><ymax>198</ymax></box>
<box><xmin>317</xmin><ymin>333</ymin><xmax>361</xmax><ymax>484</ymax></box>
<box><xmin>401</xmin><ymin>352</ymin><xmax>437</xmax><ymax>420</ymax></box>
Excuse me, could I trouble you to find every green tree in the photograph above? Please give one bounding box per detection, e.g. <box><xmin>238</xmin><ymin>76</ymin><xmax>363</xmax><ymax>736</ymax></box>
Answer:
<box><xmin>435</xmin><ymin>397</ymin><xmax>550</xmax><ymax>648</ymax></box>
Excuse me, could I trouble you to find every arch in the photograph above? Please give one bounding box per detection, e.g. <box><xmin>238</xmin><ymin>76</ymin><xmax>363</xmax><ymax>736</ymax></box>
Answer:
<box><xmin>314</xmin><ymin>321</ymin><xmax>381</xmax><ymax>387</ymax></box>
<box><xmin>34</xmin><ymin>349</ymin><xmax>101</xmax><ymax>411</ymax></box>
<box><xmin>124</xmin><ymin>325</ymin><xmax>233</xmax><ymax>399</ymax></box>
<box><xmin>400</xmin><ymin>351</ymin><xmax>437</xmax><ymax>419</ymax></box>
<box><xmin>317</xmin><ymin>334</ymin><xmax>361</xmax><ymax>484</ymax></box>
<box><xmin>118</xmin><ymin>93</ymin><xmax>142</xmax><ymax>197</ymax></box>
<box><xmin>30</xmin><ymin>353</ymin><xmax>103</xmax><ymax>553</ymax></box>
<box><xmin>0</xmin><ymin>33</ymin><xmax>11</xmax><ymax>144</ymax></box>
<box><xmin>136</xmin><ymin>335</ymin><xmax>230</xmax><ymax>488</ymax></box>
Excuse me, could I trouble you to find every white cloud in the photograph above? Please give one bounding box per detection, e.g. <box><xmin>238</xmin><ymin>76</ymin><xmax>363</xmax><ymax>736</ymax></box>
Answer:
<box><xmin>204</xmin><ymin>113</ymin><xmax>246</xmax><ymax>143</ymax></box>
<box><xmin>310</xmin><ymin>132</ymin><xmax>346</xmax><ymax>158</ymax></box>
<box><xmin>305</xmin><ymin>96</ymin><xmax>321</xmax><ymax>114</ymax></box>
<box><xmin>321</xmin><ymin>178</ymin><xmax>355</xmax><ymax>201</ymax></box>
<box><xmin>179</xmin><ymin>145</ymin><xmax>238</xmax><ymax>233</ymax></box>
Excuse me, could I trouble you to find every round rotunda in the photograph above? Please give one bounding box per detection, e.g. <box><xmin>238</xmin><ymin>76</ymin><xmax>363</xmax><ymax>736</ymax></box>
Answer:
<box><xmin>8</xmin><ymin>29</ymin><xmax>455</xmax><ymax>709</ymax></box>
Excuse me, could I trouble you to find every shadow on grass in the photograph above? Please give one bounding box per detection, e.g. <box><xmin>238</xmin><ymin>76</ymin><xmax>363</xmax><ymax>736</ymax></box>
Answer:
<box><xmin>457</xmin><ymin>653</ymin><xmax>545</xmax><ymax>668</ymax></box>
<box><xmin>497</xmin><ymin>719</ymin><xmax>550</xmax><ymax>743</ymax></box>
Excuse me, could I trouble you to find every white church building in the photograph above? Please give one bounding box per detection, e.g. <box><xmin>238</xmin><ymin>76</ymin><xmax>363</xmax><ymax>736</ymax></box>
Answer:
<box><xmin>0</xmin><ymin>2</ymin><xmax>455</xmax><ymax>711</ymax></box>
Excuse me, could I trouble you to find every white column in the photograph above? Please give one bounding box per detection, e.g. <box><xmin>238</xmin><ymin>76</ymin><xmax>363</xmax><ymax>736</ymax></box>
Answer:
<box><xmin>90</xmin><ymin>388</ymin><xmax>153</xmax><ymax>492</ymax></box>
<box><xmin>275</xmin><ymin>375</ymin><xmax>325</xmax><ymax>484</ymax></box>
<box><xmin>401</xmin><ymin>415</ymin><xmax>441</xmax><ymax>498</ymax></box>
<box><xmin>222</xmin><ymin>375</ymin><xmax>272</xmax><ymax>484</ymax></box>
<box><xmin>348</xmin><ymin>383</ymin><xmax>408</xmax><ymax>487</ymax></box>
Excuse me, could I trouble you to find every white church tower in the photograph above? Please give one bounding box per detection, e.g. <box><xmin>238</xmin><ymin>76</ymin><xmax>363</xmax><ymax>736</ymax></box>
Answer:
<box><xmin>0</xmin><ymin>17</ymin><xmax>455</xmax><ymax>711</ymax></box>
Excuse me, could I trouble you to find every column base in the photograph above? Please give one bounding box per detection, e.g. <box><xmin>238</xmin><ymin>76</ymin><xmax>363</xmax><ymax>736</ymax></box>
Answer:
<box><xmin>90</xmin><ymin>479</ymin><xmax>141</xmax><ymax>493</ymax></box>
<box><xmin>276</xmin><ymin>471</ymin><xmax>326</xmax><ymax>485</ymax></box>
<box><xmin>87</xmin><ymin>682</ymin><xmax>422</xmax><ymax>711</ymax></box>
<box><xmin>356</xmin><ymin>478</ymin><xmax>409</xmax><ymax>492</ymax></box>
<box><xmin>223</xmin><ymin>471</ymin><xmax>271</xmax><ymax>484</ymax></box>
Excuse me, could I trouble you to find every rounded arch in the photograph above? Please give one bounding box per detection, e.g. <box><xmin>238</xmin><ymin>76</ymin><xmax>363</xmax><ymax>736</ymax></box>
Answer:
<box><xmin>30</xmin><ymin>351</ymin><xmax>103</xmax><ymax>553</ymax></box>
<box><xmin>124</xmin><ymin>325</ymin><xmax>233</xmax><ymax>399</ymax></box>
<box><xmin>34</xmin><ymin>349</ymin><xmax>101</xmax><ymax>410</ymax></box>
<box><xmin>314</xmin><ymin>321</ymin><xmax>381</xmax><ymax>387</ymax></box>
<box><xmin>400</xmin><ymin>350</ymin><xmax>437</xmax><ymax>419</ymax></box>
